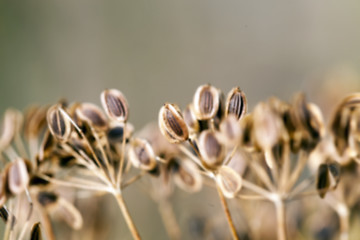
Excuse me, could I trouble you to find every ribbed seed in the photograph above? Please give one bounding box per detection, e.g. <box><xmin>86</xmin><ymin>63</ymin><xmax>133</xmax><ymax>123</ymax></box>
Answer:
<box><xmin>101</xmin><ymin>89</ymin><xmax>129</xmax><ymax>122</ymax></box>
<box><xmin>193</xmin><ymin>84</ymin><xmax>220</xmax><ymax>120</ymax></box>
<box><xmin>226</xmin><ymin>87</ymin><xmax>247</xmax><ymax>120</ymax></box>
<box><xmin>47</xmin><ymin>105</ymin><xmax>72</xmax><ymax>142</ymax></box>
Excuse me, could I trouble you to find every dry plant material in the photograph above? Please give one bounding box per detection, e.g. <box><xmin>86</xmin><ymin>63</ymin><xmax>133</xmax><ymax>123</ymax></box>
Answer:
<box><xmin>198</xmin><ymin>130</ymin><xmax>225</xmax><ymax>169</ymax></box>
<box><xmin>193</xmin><ymin>84</ymin><xmax>220</xmax><ymax>120</ymax></box>
<box><xmin>128</xmin><ymin>138</ymin><xmax>157</xmax><ymax>171</ymax></box>
<box><xmin>47</xmin><ymin>105</ymin><xmax>72</xmax><ymax>142</ymax></box>
<box><xmin>216</xmin><ymin>166</ymin><xmax>242</xmax><ymax>198</ymax></box>
<box><xmin>30</xmin><ymin>222</ymin><xmax>42</xmax><ymax>240</ymax></box>
<box><xmin>7</xmin><ymin>158</ymin><xmax>30</xmax><ymax>195</ymax></box>
<box><xmin>225</xmin><ymin>87</ymin><xmax>247</xmax><ymax>120</ymax></box>
<box><xmin>101</xmin><ymin>89</ymin><xmax>129</xmax><ymax>122</ymax></box>
<box><xmin>159</xmin><ymin>103</ymin><xmax>189</xmax><ymax>143</ymax></box>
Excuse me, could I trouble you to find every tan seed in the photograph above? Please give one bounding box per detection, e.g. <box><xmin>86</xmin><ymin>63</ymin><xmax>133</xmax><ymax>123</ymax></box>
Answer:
<box><xmin>101</xmin><ymin>89</ymin><xmax>129</xmax><ymax>122</ymax></box>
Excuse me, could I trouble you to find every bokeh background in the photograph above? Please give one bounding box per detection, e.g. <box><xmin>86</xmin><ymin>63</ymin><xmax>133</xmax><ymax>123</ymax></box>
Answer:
<box><xmin>1</xmin><ymin>0</ymin><xmax>360</xmax><ymax>239</ymax></box>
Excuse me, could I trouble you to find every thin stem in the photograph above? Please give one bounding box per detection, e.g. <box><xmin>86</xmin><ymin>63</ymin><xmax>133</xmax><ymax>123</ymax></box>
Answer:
<box><xmin>113</xmin><ymin>192</ymin><xmax>141</xmax><ymax>240</ymax></box>
<box><xmin>121</xmin><ymin>171</ymin><xmax>146</xmax><ymax>189</ymax></box>
<box><xmin>158</xmin><ymin>199</ymin><xmax>181</xmax><ymax>240</ymax></box>
<box><xmin>224</xmin><ymin>143</ymin><xmax>240</xmax><ymax>165</ymax></box>
<box><xmin>216</xmin><ymin>184</ymin><xmax>240</xmax><ymax>240</ymax></box>
<box><xmin>285</xmin><ymin>151</ymin><xmax>308</xmax><ymax>192</ymax></box>
<box><xmin>116</xmin><ymin>122</ymin><xmax>127</xmax><ymax>188</ymax></box>
<box><xmin>242</xmin><ymin>179</ymin><xmax>273</xmax><ymax>200</ymax></box>
<box><xmin>274</xmin><ymin>198</ymin><xmax>287</xmax><ymax>240</ymax></box>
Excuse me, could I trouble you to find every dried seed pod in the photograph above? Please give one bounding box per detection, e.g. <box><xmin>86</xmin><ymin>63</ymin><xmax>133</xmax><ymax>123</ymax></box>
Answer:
<box><xmin>225</xmin><ymin>87</ymin><xmax>247</xmax><ymax>120</ymax></box>
<box><xmin>216</xmin><ymin>166</ymin><xmax>242</xmax><ymax>198</ymax></box>
<box><xmin>30</xmin><ymin>222</ymin><xmax>42</xmax><ymax>240</ymax></box>
<box><xmin>47</xmin><ymin>105</ymin><xmax>72</xmax><ymax>142</ymax></box>
<box><xmin>219</xmin><ymin>115</ymin><xmax>241</xmax><ymax>145</ymax></box>
<box><xmin>292</xmin><ymin>93</ymin><xmax>324</xmax><ymax>144</ymax></box>
<box><xmin>38</xmin><ymin>191</ymin><xmax>83</xmax><ymax>230</ymax></box>
<box><xmin>7</xmin><ymin>159</ymin><xmax>30</xmax><ymax>195</ymax></box>
<box><xmin>128</xmin><ymin>138</ymin><xmax>157</xmax><ymax>171</ymax></box>
<box><xmin>253</xmin><ymin>102</ymin><xmax>284</xmax><ymax>151</ymax></box>
<box><xmin>0</xmin><ymin>109</ymin><xmax>23</xmax><ymax>150</ymax></box>
<box><xmin>0</xmin><ymin>206</ymin><xmax>9</xmax><ymax>223</ymax></box>
<box><xmin>38</xmin><ymin>130</ymin><xmax>54</xmax><ymax>163</ymax></box>
<box><xmin>193</xmin><ymin>84</ymin><xmax>220</xmax><ymax>120</ymax></box>
<box><xmin>159</xmin><ymin>103</ymin><xmax>189</xmax><ymax>143</ymax></box>
<box><xmin>239</xmin><ymin>114</ymin><xmax>255</xmax><ymax>151</ymax></box>
<box><xmin>198</xmin><ymin>130</ymin><xmax>225</xmax><ymax>169</ymax></box>
<box><xmin>173</xmin><ymin>158</ymin><xmax>202</xmax><ymax>193</ymax></box>
<box><xmin>183</xmin><ymin>104</ymin><xmax>200</xmax><ymax>133</ymax></box>
<box><xmin>76</xmin><ymin>103</ymin><xmax>107</xmax><ymax>130</ymax></box>
<box><xmin>101</xmin><ymin>89</ymin><xmax>129</xmax><ymax>122</ymax></box>
<box><xmin>316</xmin><ymin>163</ymin><xmax>330</xmax><ymax>198</ymax></box>
<box><xmin>24</xmin><ymin>106</ymin><xmax>48</xmax><ymax>139</ymax></box>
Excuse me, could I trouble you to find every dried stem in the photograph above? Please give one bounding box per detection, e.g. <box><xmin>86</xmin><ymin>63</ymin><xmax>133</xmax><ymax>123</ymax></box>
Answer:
<box><xmin>158</xmin><ymin>199</ymin><xmax>181</xmax><ymax>240</ymax></box>
<box><xmin>216</xmin><ymin>184</ymin><xmax>240</xmax><ymax>240</ymax></box>
<box><xmin>113</xmin><ymin>192</ymin><xmax>141</xmax><ymax>240</ymax></box>
<box><xmin>274</xmin><ymin>198</ymin><xmax>287</xmax><ymax>240</ymax></box>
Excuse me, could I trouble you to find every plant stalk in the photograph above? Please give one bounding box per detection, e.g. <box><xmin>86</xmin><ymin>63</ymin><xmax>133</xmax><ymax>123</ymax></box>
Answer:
<box><xmin>274</xmin><ymin>198</ymin><xmax>287</xmax><ymax>240</ymax></box>
<box><xmin>113</xmin><ymin>192</ymin><xmax>141</xmax><ymax>240</ymax></box>
<box><xmin>216</xmin><ymin>184</ymin><xmax>240</xmax><ymax>240</ymax></box>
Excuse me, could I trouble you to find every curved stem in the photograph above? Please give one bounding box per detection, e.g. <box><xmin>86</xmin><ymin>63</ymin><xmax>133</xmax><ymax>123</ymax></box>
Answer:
<box><xmin>113</xmin><ymin>192</ymin><xmax>141</xmax><ymax>240</ymax></box>
<box><xmin>158</xmin><ymin>199</ymin><xmax>181</xmax><ymax>240</ymax></box>
<box><xmin>216</xmin><ymin>184</ymin><xmax>240</xmax><ymax>240</ymax></box>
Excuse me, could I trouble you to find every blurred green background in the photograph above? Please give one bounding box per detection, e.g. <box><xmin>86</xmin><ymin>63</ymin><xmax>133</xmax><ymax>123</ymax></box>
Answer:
<box><xmin>1</xmin><ymin>0</ymin><xmax>360</xmax><ymax>239</ymax></box>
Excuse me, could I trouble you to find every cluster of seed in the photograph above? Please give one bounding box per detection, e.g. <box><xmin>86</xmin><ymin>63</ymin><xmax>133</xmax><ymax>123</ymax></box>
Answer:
<box><xmin>0</xmin><ymin>85</ymin><xmax>360</xmax><ymax>240</ymax></box>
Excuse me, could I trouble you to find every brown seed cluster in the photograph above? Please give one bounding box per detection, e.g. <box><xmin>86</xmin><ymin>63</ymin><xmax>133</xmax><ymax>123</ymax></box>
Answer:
<box><xmin>0</xmin><ymin>85</ymin><xmax>360</xmax><ymax>240</ymax></box>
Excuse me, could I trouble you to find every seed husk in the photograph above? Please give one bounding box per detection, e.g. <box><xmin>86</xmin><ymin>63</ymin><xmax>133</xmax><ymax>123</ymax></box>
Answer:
<box><xmin>30</xmin><ymin>222</ymin><xmax>42</xmax><ymax>240</ymax></box>
<box><xmin>0</xmin><ymin>109</ymin><xmax>23</xmax><ymax>150</ymax></box>
<box><xmin>183</xmin><ymin>104</ymin><xmax>200</xmax><ymax>133</ymax></box>
<box><xmin>159</xmin><ymin>103</ymin><xmax>189</xmax><ymax>143</ymax></box>
<box><xmin>47</xmin><ymin>105</ymin><xmax>72</xmax><ymax>142</ymax></box>
<box><xmin>173</xmin><ymin>159</ymin><xmax>202</xmax><ymax>193</ymax></box>
<box><xmin>76</xmin><ymin>103</ymin><xmax>108</xmax><ymax>130</ymax></box>
<box><xmin>216</xmin><ymin>165</ymin><xmax>242</xmax><ymax>198</ymax></box>
<box><xmin>6</xmin><ymin>158</ymin><xmax>30</xmax><ymax>195</ymax></box>
<box><xmin>225</xmin><ymin>87</ymin><xmax>247</xmax><ymax>120</ymax></box>
<box><xmin>128</xmin><ymin>138</ymin><xmax>157</xmax><ymax>171</ymax></box>
<box><xmin>193</xmin><ymin>84</ymin><xmax>220</xmax><ymax>120</ymax></box>
<box><xmin>253</xmin><ymin>102</ymin><xmax>284</xmax><ymax>151</ymax></box>
<box><xmin>219</xmin><ymin>115</ymin><xmax>241</xmax><ymax>145</ymax></box>
<box><xmin>198</xmin><ymin>130</ymin><xmax>225</xmax><ymax>169</ymax></box>
<box><xmin>316</xmin><ymin>163</ymin><xmax>330</xmax><ymax>198</ymax></box>
<box><xmin>101</xmin><ymin>89</ymin><xmax>129</xmax><ymax>122</ymax></box>
<box><xmin>107</xmin><ymin>122</ymin><xmax>134</xmax><ymax>144</ymax></box>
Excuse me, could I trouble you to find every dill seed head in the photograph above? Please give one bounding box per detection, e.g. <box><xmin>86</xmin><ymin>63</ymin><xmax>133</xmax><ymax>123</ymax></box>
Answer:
<box><xmin>225</xmin><ymin>87</ymin><xmax>247</xmax><ymax>120</ymax></box>
<box><xmin>216</xmin><ymin>166</ymin><xmax>242</xmax><ymax>198</ymax></box>
<box><xmin>47</xmin><ymin>105</ymin><xmax>72</xmax><ymax>142</ymax></box>
<box><xmin>159</xmin><ymin>103</ymin><xmax>189</xmax><ymax>143</ymax></box>
<box><xmin>101</xmin><ymin>89</ymin><xmax>129</xmax><ymax>122</ymax></box>
<box><xmin>76</xmin><ymin>103</ymin><xmax>108</xmax><ymax>130</ymax></box>
<box><xmin>198</xmin><ymin>130</ymin><xmax>225</xmax><ymax>170</ymax></box>
<box><xmin>193</xmin><ymin>84</ymin><xmax>220</xmax><ymax>120</ymax></box>
<box><xmin>128</xmin><ymin>138</ymin><xmax>157</xmax><ymax>171</ymax></box>
<box><xmin>6</xmin><ymin>158</ymin><xmax>30</xmax><ymax>195</ymax></box>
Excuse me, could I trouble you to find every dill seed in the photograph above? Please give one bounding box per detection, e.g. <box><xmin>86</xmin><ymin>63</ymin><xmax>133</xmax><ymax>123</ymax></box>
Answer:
<box><xmin>198</xmin><ymin>130</ymin><xmax>225</xmax><ymax>169</ymax></box>
<box><xmin>193</xmin><ymin>84</ymin><xmax>220</xmax><ymax>120</ymax></box>
<box><xmin>47</xmin><ymin>105</ymin><xmax>72</xmax><ymax>142</ymax></box>
<box><xmin>216</xmin><ymin>166</ymin><xmax>242</xmax><ymax>198</ymax></box>
<box><xmin>316</xmin><ymin>164</ymin><xmax>330</xmax><ymax>198</ymax></box>
<box><xmin>76</xmin><ymin>103</ymin><xmax>107</xmax><ymax>129</ymax></box>
<box><xmin>225</xmin><ymin>87</ymin><xmax>247</xmax><ymax>120</ymax></box>
<box><xmin>101</xmin><ymin>89</ymin><xmax>129</xmax><ymax>122</ymax></box>
<box><xmin>128</xmin><ymin>138</ymin><xmax>157</xmax><ymax>171</ymax></box>
<box><xmin>173</xmin><ymin>159</ymin><xmax>202</xmax><ymax>193</ymax></box>
<box><xmin>159</xmin><ymin>103</ymin><xmax>189</xmax><ymax>143</ymax></box>
<box><xmin>7</xmin><ymin>159</ymin><xmax>29</xmax><ymax>195</ymax></box>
